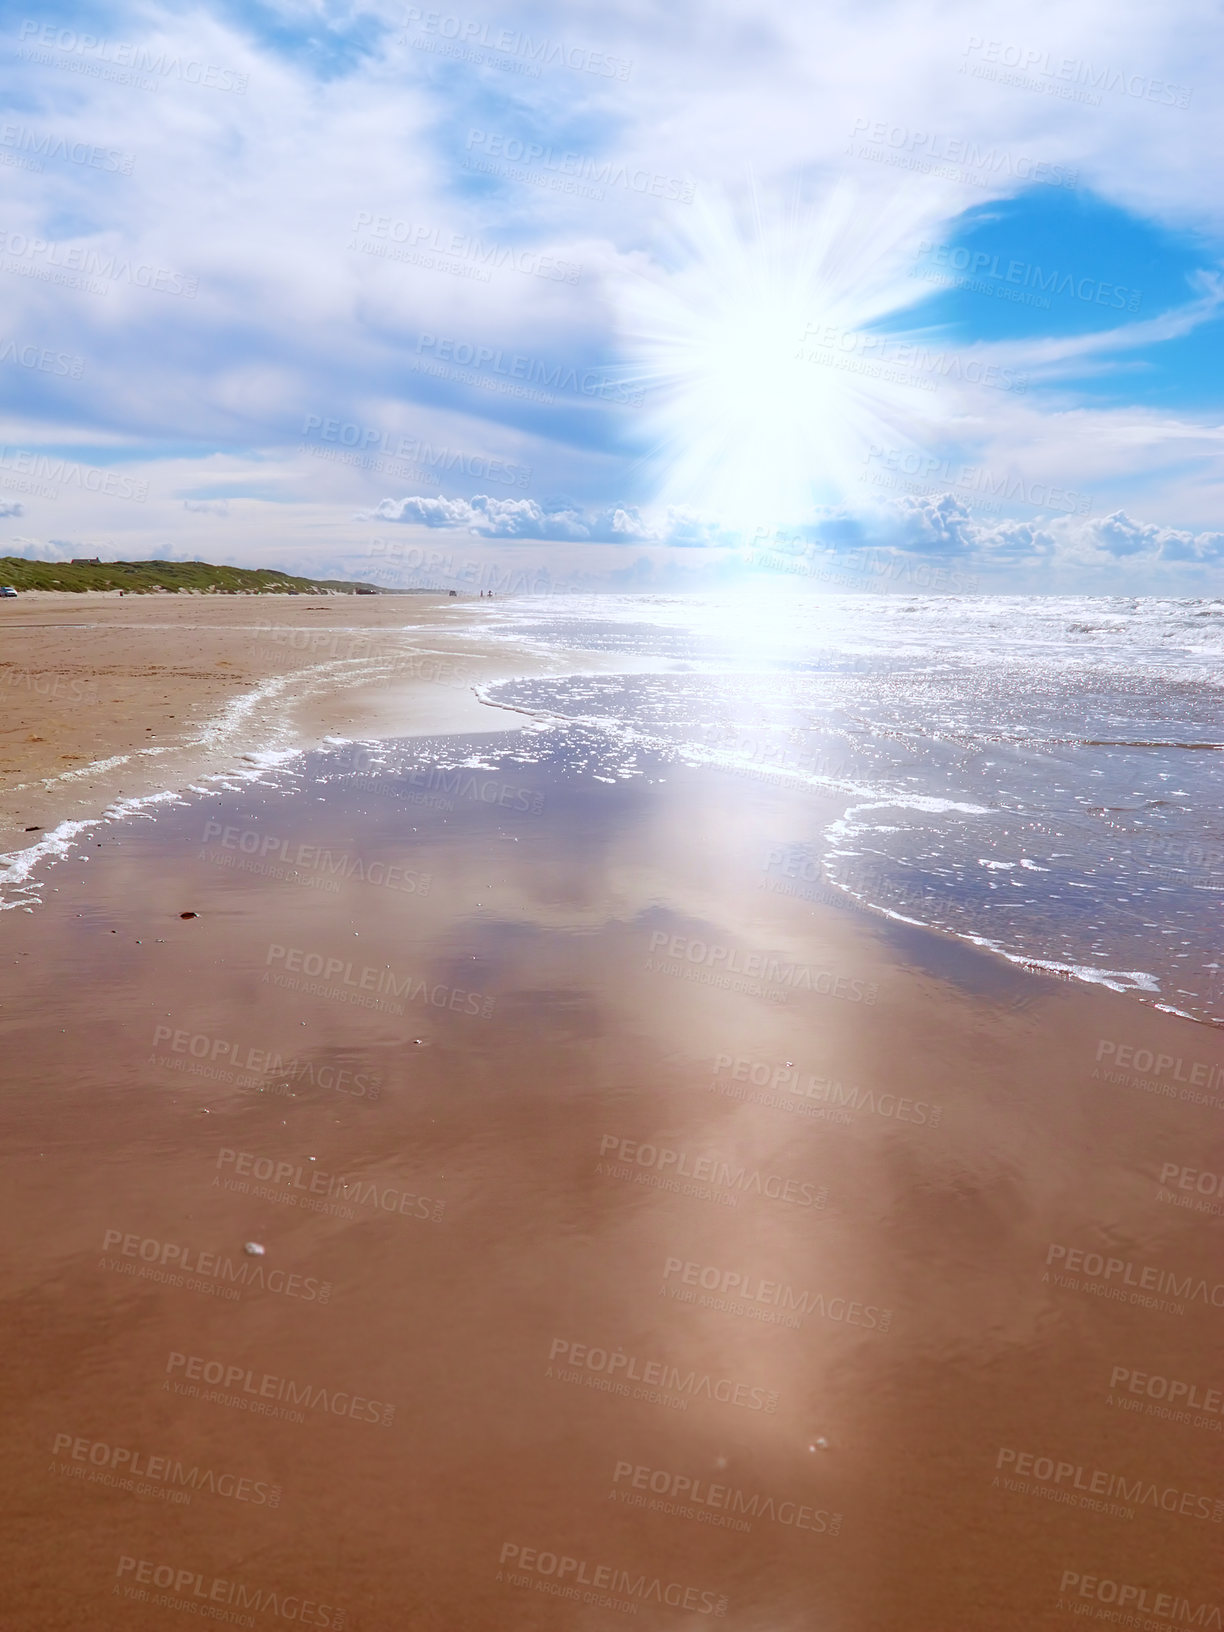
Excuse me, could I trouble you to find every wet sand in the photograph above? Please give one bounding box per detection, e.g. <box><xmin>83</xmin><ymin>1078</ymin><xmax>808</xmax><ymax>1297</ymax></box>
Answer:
<box><xmin>0</xmin><ymin>592</ymin><xmax>536</xmax><ymax>852</ymax></box>
<box><xmin>2</xmin><ymin>719</ymin><xmax>1222</xmax><ymax>1632</ymax></box>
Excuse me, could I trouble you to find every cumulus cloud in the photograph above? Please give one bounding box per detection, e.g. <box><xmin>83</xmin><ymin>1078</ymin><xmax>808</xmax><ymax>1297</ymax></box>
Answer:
<box><xmin>371</xmin><ymin>495</ymin><xmax>591</xmax><ymax>538</ymax></box>
<box><xmin>3</xmin><ymin>538</ymin><xmax>78</xmax><ymax>561</ymax></box>
<box><xmin>368</xmin><ymin>494</ymin><xmax>744</xmax><ymax>545</ymax></box>
<box><xmin>966</xmin><ymin>517</ymin><xmax>1061</xmax><ymax>565</ymax></box>
<box><xmin>1079</xmin><ymin>510</ymin><xmax>1224</xmax><ymax>561</ymax></box>
<box><xmin>891</xmin><ymin>494</ymin><xmax>979</xmax><ymax>554</ymax></box>
<box><xmin>183</xmin><ymin>499</ymin><xmax>230</xmax><ymax>516</ymax></box>
<box><xmin>0</xmin><ymin>502</ymin><xmax>25</xmax><ymax>518</ymax></box>
<box><xmin>365</xmin><ymin>490</ymin><xmax>1224</xmax><ymax>578</ymax></box>
<box><xmin>879</xmin><ymin>502</ymin><xmax>1224</xmax><ymax>571</ymax></box>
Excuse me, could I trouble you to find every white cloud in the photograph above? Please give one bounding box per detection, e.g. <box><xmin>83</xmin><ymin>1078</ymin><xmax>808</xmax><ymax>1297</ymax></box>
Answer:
<box><xmin>369</xmin><ymin>493</ymin><xmax>750</xmax><ymax>545</ymax></box>
<box><xmin>877</xmin><ymin>500</ymin><xmax>1224</xmax><ymax>574</ymax></box>
<box><xmin>1076</xmin><ymin>509</ymin><xmax>1224</xmax><ymax>561</ymax></box>
<box><xmin>363</xmin><ymin>488</ymin><xmax>1224</xmax><ymax>582</ymax></box>
<box><xmin>3</xmin><ymin>537</ymin><xmax>77</xmax><ymax>560</ymax></box>
<box><xmin>371</xmin><ymin>495</ymin><xmax>591</xmax><ymax>538</ymax></box>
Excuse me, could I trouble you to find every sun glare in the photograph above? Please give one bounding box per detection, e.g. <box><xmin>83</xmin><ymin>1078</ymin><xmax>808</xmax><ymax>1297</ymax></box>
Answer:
<box><xmin>614</xmin><ymin>184</ymin><xmax>958</xmax><ymax>540</ymax></box>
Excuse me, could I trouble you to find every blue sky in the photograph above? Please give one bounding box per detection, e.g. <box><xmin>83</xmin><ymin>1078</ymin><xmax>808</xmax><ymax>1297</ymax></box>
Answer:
<box><xmin>1</xmin><ymin>0</ymin><xmax>1223</xmax><ymax>590</ymax></box>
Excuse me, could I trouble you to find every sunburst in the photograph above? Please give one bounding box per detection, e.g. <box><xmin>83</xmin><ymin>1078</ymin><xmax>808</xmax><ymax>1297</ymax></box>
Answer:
<box><xmin>612</xmin><ymin>183</ymin><xmax>962</xmax><ymax>539</ymax></box>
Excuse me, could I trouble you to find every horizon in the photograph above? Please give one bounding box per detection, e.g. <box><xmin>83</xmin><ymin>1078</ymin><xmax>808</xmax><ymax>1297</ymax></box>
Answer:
<box><xmin>5</xmin><ymin>554</ymin><xmax>1224</xmax><ymax>600</ymax></box>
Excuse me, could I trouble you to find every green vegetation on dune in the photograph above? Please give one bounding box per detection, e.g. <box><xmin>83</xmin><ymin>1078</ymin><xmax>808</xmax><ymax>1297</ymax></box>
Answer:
<box><xmin>0</xmin><ymin>558</ymin><xmax>378</xmax><ymax>594</ymax></box>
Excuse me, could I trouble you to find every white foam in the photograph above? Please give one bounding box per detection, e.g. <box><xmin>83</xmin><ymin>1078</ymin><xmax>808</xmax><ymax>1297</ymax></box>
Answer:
<box><xmin>0</xmin><ymin>787</ymin><xmax>185</xmax><ymax>910</ymax></box>
<box><xmin>0</xmin><ymin>663</ymin><xmax>360</xmax><ymax>910</ymax></box>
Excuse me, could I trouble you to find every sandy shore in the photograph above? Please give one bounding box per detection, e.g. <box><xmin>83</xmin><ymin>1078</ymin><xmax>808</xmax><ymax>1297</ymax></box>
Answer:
<box><xmin>2</xmin><ymin>670</ymin><xmax>1222</xmax><ymax>1629</ymax></box>
<box><xmin>0</xmin><ymin>592</ymin><xmax>536</xmax><ymax>854</ymax></box>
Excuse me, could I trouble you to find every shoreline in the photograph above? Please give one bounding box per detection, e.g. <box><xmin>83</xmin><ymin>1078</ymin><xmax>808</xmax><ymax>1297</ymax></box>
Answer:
<box><xmin>3</xmin><ymin>597</ymin><xmax>1218</xmax><ymax>1033</ymax></box>
<box><xmin>0</xmin><ymin>591</ymin><xmax>549</xmax><ymax>865</ymax></box>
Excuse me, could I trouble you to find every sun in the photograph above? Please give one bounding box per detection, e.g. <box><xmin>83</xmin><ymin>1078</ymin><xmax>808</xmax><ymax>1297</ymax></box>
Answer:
<box><xmin>612</xmin><ymin>182</ymin><xmax>959</xmax><ymax>540</ymax></box>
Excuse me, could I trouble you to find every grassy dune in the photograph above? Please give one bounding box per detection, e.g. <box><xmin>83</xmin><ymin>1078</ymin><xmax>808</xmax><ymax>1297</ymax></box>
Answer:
<box><xmin>0</xmin><ymin>558</ymin><xmax>377</xmax><ymax>594</ymax></box>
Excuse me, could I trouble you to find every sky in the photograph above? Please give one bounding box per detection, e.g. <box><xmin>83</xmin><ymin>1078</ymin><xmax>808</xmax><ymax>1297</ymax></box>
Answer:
<box><xmin>1</xmin><ymin>0</ymin><xmax>1223</xmax><ymax>593</ymax></box>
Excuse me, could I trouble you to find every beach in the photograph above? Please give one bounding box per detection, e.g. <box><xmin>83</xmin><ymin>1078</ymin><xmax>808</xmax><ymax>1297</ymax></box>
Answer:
<box><xmin>0</xmin><ymin>592</ymin><xmax>539</xmax><ymax>852</ymax></box>
<box><xmin>2</xmin><ymin>592</ymin><xmax>1223</xmax><ymax>1630</ymax></box>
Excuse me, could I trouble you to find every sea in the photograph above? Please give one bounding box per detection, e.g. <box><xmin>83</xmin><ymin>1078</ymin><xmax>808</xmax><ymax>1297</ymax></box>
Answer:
<box><xmin>450</xmin><ymin>592</ymin><xmax>1224</xmax><ymax>1025</ymax></box>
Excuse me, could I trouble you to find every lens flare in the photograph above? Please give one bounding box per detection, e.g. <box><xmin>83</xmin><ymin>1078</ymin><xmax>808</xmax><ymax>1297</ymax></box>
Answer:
<box><xmin>613</xmin><ymin>184</ymin><xmax>963</xmax><ymax>539</ymax></box>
